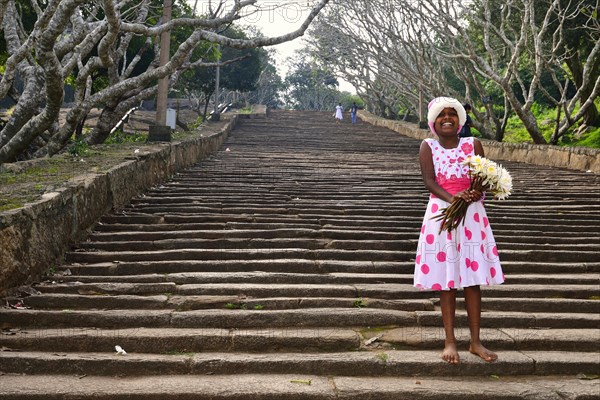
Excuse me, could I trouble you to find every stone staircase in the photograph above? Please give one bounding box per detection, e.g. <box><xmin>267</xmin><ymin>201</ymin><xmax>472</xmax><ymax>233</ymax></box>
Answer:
<box><xmin>1</xmin><ymin>110</ymin><xmax>599</xmax><ymax>399</ymax></box>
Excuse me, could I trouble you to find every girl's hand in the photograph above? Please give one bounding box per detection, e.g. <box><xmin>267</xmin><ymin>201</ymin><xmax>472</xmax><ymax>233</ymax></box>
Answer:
<box><xmin>453</xmin><ymin>189</ymin><xmax>482</xmax><ymax>203</ymax></box>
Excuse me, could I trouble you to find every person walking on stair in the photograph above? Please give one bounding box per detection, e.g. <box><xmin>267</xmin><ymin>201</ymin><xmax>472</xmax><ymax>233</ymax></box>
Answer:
<box><xmin>459</xmin><ymin>103</ymin><xmax>474</xmax><ymax>137</ymax></box>
<box><xmin>350</xmin><ymin>102</ymin><xmax>358</xmax><ymax>124</ymax></box>
<box><xmin>334</xmin><ymin>102</ymin><xmax>344</xmax><ymax>124</ymax></box>
<box><xmin>414</xmin><ymin>96</ymin><xmax>505</xmax><ymax>365</ymax></box>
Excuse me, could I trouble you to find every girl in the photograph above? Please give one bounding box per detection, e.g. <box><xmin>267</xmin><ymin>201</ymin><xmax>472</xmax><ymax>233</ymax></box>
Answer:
<box><xmin>414</xmin><ymin>97</ymin><xmax>505</xmax><ymax>364</ymax></box>
<box><xmin>334</xmin><ymin>102</ymin><xmax>343</xmax><ymax>124</ymax></box>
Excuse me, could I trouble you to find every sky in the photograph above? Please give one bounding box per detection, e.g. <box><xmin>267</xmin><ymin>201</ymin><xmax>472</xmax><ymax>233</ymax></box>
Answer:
<box><xmin>191</xmin><ymin>1</ymin><xmax>355</xmax><ymax>93</ymax></box>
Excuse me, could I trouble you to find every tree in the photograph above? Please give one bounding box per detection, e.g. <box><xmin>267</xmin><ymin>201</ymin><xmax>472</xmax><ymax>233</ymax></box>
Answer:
<box><xmin>284</xmin><ymin>51</ymin><xmax>341</xmax><ymax>110</ymax></box>
<box><xmin>239</xmin><ymin>49</ymin><xmax>284</xmax><ymax>109</ymax></box>
<box><xmin>174</xmin><ymin>25</ymin><xmax>265</xmax><ymax>121</ymax></box>
<box><xmin>0</xmin><ymin>0</ymin><xmax>331</xmax><ymax>163</ymax></box>
<box><xmin>307</xmin><ymin>0</ymin><xmax>599</xmax><ymax>144</ymax></box>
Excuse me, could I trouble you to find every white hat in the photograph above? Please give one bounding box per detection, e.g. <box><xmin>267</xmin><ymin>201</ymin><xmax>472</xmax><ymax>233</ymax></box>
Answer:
<box><xmin>427</xmin><ymin>97</ymin><xmax>466</xmax><ymax>135</ymax></box>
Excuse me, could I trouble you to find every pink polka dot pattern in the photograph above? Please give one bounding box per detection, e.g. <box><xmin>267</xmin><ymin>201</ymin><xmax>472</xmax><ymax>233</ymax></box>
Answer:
<box><xmin>464</xmin><ymin>226</ymin><xmax>472</xmax><ymax>240</ymax></box>
<box><xmin>426</xmin><ymin>234</ymin><xmax>434</xmax><ymax>245</ymax></box>
<box><xmin>413</xmin><ymin>136</ymin><xmax>505</xmax><ymax>291</ymax></box>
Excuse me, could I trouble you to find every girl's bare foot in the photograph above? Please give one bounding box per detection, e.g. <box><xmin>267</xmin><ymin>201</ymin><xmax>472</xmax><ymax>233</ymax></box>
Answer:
<box><xmin>469</xmin><ymin>342</ymin><xmax>497</xmax><ymax>362</ymax></box>
<box><xmin>442</xmin><ymin>341</ymin><xmax>460</xmax><ymax>364</ymax></box>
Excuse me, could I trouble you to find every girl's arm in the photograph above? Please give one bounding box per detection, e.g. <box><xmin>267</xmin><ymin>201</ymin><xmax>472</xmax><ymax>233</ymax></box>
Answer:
<box><xmin>469</xmin><ymin>138</ymin><xmax>485</xmax><ymax>201</ymax></box>
<box><xmin>474</xmin><ymin>138</ymin><xmax>485</xmax><ymax>157</ymax></box>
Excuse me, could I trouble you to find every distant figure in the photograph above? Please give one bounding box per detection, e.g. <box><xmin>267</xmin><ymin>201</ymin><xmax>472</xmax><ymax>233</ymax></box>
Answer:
<box><xmin>350</xmin><ymin>102</ymin><xmax>358</xmax><ymax>124</ymax></box>
<box><xmin>334</xmin><ymin>103</ymin><xmax>343</xmax><ymax>124</ymax></box>
<box><xmin>459</xmin><ymin>103</ymin><xmax>474</xmax><ymax>137</ymax></box>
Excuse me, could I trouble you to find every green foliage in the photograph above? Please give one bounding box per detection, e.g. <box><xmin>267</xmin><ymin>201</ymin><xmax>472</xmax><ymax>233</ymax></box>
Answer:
<box><xmin>65</xmin><ymin>74</ymin><xmax>77</xmax><ymax>88</ymax></box>
<box><xmin>188</xmin><ymin>115</ymin><xmax>204</xmax><ymax>130</ymax></box>
<box><xmin>68</xmin><ymin>139</ymin><xmax>90</xmax><ymax>157</ymax></box>
<box><xmin>0</xmin><ymin>198</ymin><xmax>24</xmax><ymax>212</ymax></box>
<box><xmin>341</xmin><ymin>94</ymin><xmax>365</xmax><ymax>110</ymax></box>
<box><xmin>353</xmin><ymin>298</ymin><xmax>367</xmax><ymax>308</ymax></box>
<box><xmin>225</xmin><ymin>302</ymin><xmax>248</xmax><ymax>310</ymax></box>
<box><xmin>284</xmin><ymin>52</ymin><xmax>347</xmax><ymax>110</ymax></box>
<box><xmin>105</xmin><ymin>130</ymin><xmax>146</xmax><ymax>144</ymax></box>
<box><xmin>503</xmin><ymin>102</ymin><xmax>600</xmax><ymax>148</ymax></box>
<box><xmin>564</xmin><ymin>127</ymin><xmax>600</xmax><ymax>148</ymax></box>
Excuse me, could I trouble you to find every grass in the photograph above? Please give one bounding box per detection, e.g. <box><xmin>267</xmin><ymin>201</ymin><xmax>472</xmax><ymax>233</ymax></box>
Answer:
<box><xmin>0</xmin><ymin>198</ymin><xmax>25</xmax><ymax>212</ymax></box>
<box><xmin>353</xmin><ymin>298</ymin><xmax>367</xmax><ymax>308</ymax></box>
<box><xmin>502</xmin><ymin>102</ymin><xmax>600</xmax><ymax>148</ymax></box>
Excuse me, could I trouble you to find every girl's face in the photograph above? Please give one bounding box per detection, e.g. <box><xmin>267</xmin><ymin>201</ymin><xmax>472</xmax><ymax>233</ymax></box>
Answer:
<box><xmin>434</xmin><ymin>107</ymin><xmax>460</xmax><ymax>136</ymax></box>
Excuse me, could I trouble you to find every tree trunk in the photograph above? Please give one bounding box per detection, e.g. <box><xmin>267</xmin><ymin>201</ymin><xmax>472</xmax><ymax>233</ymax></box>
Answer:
<box><xmin>565</xmin><ymin>49</ymin><xmax>600</xmax><ymax>127</ymax></box>
<box><xmin>86</xmin><ymin>105</ymin><xmax>118</xmax><ymax>145</ymax></box>
<box><xmin>504</xmin><ymin>89</ymin><xmax>547</xmax><ymax>144</ymax></box>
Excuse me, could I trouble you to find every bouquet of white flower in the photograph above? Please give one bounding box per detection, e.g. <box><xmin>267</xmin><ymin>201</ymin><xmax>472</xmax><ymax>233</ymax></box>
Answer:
<box><xmin>433</xmin><ymin>156</ymin><xmax>512</xmax><ymax>233</ymax></box>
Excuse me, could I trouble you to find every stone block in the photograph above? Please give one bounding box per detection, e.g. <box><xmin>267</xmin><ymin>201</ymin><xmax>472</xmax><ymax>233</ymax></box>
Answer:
<box><xmin>148</xmin><ymin>125</ymin><xmax>172</xmax><ymax>142</ymax></box>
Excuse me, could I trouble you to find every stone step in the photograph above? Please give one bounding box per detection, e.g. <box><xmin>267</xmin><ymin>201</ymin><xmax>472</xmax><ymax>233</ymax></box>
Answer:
<box><xmin>2</xmin><ymin>308</ymin><xmax>598</xmax><ymax>329</ymax></box>
<box><xmin>4</xmin><ymin>374</ymin><xmax>595</xmax><ymax>400</ymax></box>
<box><xmin>121</xmin><ymin>204</ymin><xmax>600</xmax><ymax>223</ymax></box>
<box><xmin>84</xmin><ymin>229</ymin><xmax>600</xmax><ymax>245</ymax></box>
<box><xmin>1</xmin><ymin>327</ymin><xmax>597</xmax><ymax>354</ymax></box>
<box><xmin>100</xmin><ymin>211</ymin><xmax>600</xmax><ymax>230</ymax></box>
<box><xmin>19</xmin><ymin>294</ymin><xmax>435</xmax><ymax>312</ymax></box>
<box><xmin>74</xmin><ymin>238</ymin><xmax>600</xmax><ymax>253</ymax></box>
<box><xmin>65</xmin><ymin>248</ymin><xmax>600</xmax><ymax>263</ymax></box>
<box><xmin>58</xmin><ymin>260</ymin><xmax>600</xmax><ymax>276</ymax></box>
<box><xmin>48</xmin><ymin>271</ymin><xmax>600</xmax><ymax>286</ymax></box>
<box><xmin>31</xmin><ymin>282</ymin><xmax>600</xmax><ymax>301</ymax></box>
<box><xmin>92</xmin><ymin>219</ymin><xmax>600</xmax><ymax>237</ymax></box>
<box><xmin>19</xmin><ymin>293</ymin><xmax>600</xmax><ymax>314</ymax></box>
<box><xmin>0</xmin><ymin>350</ymin><xmax>597</xmax><ymax>378</ymax></box>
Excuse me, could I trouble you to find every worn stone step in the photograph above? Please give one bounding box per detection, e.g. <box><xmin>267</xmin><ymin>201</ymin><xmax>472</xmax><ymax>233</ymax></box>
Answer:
<box><xmin>18</xmin><ymin>292</ymin><xmax>599</xmax><ymax>314</ymax></box>
<box><xmin>0</xmin><ymin>327</ymin><xmax>361</xmax><ymax>353</ymax></box>
<box><xmin>2</xmin><ymin>327</ymin><xmax>597</xmax><ymax>354</ymax></box>
<box><xmin>31</xmin><ymin>282</ymin><xmax>600</xmax><ymax>301</ymax></box>
<box><xmin>85</xmin><ymin>229</ymin><xmax>600</xmax><ymax>245</ymax></box>
<box><xmin>64</xmin><ymin>248</ymin><xmax>600</xmax><ymax>264</ymax></box>
<box><xmin>96</xmin><ymin>212</ymin><xmax>600</xmax><ymax>232</ymax></box>
<box><xmin>21</xmin><ymin>293</ymin><xmax>435</xmax><ymax>312</ymax></box>
<box><xmin>48</xmin><ymin>271</ymin><xmax>600</xmax><ymax>286</ymax></box>
<box><xmin>2</xmin><ymin>308</ymin><xmax>597</xmax><ymax>329</ymax></box>
<box><xmin>1</xmin><ymin>374</ymin><xmax>597</xmax><ymax>400</ymax></box>
<box><xmin>57</xmin><ymin>260</ymin><xmax>600</xmax><ymax>277</ymax></box>
<box><xmin>75</xmin><ymin>238</ymin><xmax>600</xmax><ymax>253</ymax></box>
<box><xmin>0</xmin><ymin>350</ymin><xmax>597</xmax><ymax>378</ymax></box>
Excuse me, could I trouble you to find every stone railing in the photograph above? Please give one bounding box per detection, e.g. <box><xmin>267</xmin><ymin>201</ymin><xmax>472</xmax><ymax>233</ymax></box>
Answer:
<box><xmin>358</xmin><ymin>110</ymin><xmax>600</xmax><ymax>173</ymax></box>
<box><xmin>0</xmin><ymin>114</ymin><xmax>245</xmax><ymax>294</ymax></box>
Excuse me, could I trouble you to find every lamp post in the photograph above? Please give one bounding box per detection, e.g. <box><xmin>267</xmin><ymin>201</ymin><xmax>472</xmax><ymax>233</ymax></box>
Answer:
<box><xmin>211</xmin><ymin>45</ymin><xmax>221</xmax><ymax>121</ymax></box>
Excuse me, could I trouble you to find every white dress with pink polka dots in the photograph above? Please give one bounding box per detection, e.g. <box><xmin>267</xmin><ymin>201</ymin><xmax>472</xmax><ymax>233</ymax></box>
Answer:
<box><xmin>414</xmin><ymin>137</ymin><xmax>505</xmax><ymax>291</ymax></box>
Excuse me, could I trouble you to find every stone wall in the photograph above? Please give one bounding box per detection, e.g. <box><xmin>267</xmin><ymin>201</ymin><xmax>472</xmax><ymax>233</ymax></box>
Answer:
<box><xmin>0</xmin><ymin>115</ymin><xmax>239</xmax><ymax>294</ymax></box>
<box><xmin>359</xmin><ymin>110</ymin><xmax>600</xmax><ymax>173</ymax></box>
